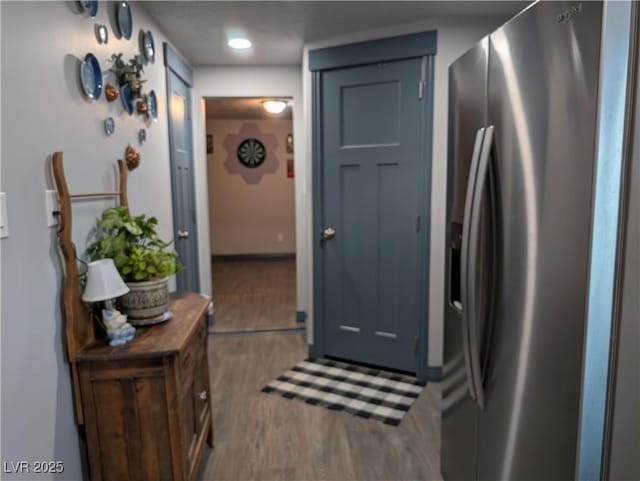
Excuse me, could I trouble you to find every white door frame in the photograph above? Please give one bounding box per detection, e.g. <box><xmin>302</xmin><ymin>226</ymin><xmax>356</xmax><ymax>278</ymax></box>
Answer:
<box><xmin>190</xmin><ymin>67</ymin><xmax>310</xmax><ymax>339</ymax></box>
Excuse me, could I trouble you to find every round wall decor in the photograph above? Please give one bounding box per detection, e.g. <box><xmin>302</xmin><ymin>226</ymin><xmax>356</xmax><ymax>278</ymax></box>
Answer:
<box><xmin>104</xmin><ymin>117</ymin><xmax>115</xmax><ymax>136</ymax></box>
<box><xmin>95</xmin><ymin>24</ymin><xmax>108</xmax><ymax>44</ymax></box>
<box><xmin>237</xmin><ymin>138</ymin><xmax>266</xmax><ymax>168</ymax></box>
<box><xmin>223</xmin><ymin>123</ymin><xmax>279</xmax><ymax>184</ymax></box>
<box><xmin>80</xmin><ymin>53</ymin><xmax>102</xmax><ymax>100</ymax></box>
<box><xmin>117</xmin><ymin>1</ymin><xmax>133</xmax><ymax>40</ymax></box>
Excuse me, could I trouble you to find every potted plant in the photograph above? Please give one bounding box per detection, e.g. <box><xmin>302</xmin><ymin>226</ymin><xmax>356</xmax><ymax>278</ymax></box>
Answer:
<box><xmin>86</xmin><ymin>206</ymin><xmax>180</xmax><ymax>321</ymax></box>
<box><xmin>108</xmin><ymin>53</ymin><xmax>146</xmax><ymax>96</ymax></box>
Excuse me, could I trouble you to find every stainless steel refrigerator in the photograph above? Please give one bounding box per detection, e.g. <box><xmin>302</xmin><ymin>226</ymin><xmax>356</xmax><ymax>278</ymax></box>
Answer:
<box><xmin>442</xmin><ymin>2</ymin><xmax>635</xmax><ymax>480</ymax></box>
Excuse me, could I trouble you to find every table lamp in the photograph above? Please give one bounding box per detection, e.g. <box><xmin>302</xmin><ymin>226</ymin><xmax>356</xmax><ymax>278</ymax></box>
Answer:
<box><xmin>82</xmin><ymin>259</ymin><xmax>136</xmax><ymax>346</ymax></box>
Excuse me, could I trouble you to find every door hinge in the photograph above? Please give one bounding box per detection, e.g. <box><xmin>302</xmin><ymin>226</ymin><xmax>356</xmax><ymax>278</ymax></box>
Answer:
<box><xmin>416</xmin><ymin>215</ymin><xmax>421</xmax><ymax>233</ymax></box>
<box><xmin>418</xmin><ymin>80</ymin><xmax>425</xmax><ymax>100</ymax></box>
<box><xmin>414</xmin><ymin>336</ymin><xmax>419</xmax><ymax>354</ymax></box>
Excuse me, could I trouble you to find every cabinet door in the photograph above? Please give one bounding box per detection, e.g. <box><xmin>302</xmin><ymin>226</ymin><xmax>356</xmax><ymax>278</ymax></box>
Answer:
<box><xmin>193</xmin><ymin>350</ymin><xmax>210</xmax><ymax>436</ymax></box>
<box><xmin>181</xmin><ymin>323</ymin><xmax>211</xmax><ymax>477</ymax></box>
<box><xmin>80</xmin><ymin>364</ymin><xmax>175</xmax><ymax>481</ymax></box>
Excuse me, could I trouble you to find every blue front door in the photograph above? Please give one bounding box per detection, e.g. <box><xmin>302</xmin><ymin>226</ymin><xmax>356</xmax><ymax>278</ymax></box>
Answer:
<box><xmin>320</xmin><ymin>57</ymin><xmax>429</xmax><ymax>373</ymax></box>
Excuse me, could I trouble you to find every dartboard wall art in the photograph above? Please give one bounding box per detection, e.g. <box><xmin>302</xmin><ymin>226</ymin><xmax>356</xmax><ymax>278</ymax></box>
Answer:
<box><xmin>237</xmin><ymin>138</ymin><xmax>266</xmax><ymax>168</ymax></box>
<box><xmin>223</xmin><ymin>123</ymin><xmax>279</xmax><ymax>184</ymax></box>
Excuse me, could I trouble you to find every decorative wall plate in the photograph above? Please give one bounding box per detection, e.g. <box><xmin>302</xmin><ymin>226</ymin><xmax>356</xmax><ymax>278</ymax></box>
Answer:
<box><xmin>142</xmin><ymin>31</ymin><xmax>155</xmax><ymax>63</ymax></box>
<box><xmin>120</xmin><ymin>83</ymin><xmax>134</xmax><ymax>115</ymax></box>
<box><xmin>95</xmin><ymin>24</ymin><xmax>108</xmax><ymax>44</ymax></box>
<box><xmin>80</xmin><ymin>0</ymin><xmax>98</xmax><ymax>17</ymax></box>
<box><xmin>117</xmin><ymin>1</ymin><xmax>133</xmax><ymax>40</ymax></box>
<box><xmin>104</xmin><ymin>117</ymin><xmax>115</xmax><ymax>136</ymax></box>
<box><xmin>147</xmin><ymin>90</ymin><xmax>158</xmax><ymax>121</ymax></box>
<box><xmin>237</xmin><ymin>138</ymin><xmax>266</xmax><ymax>168</ymax></box>
<box><xmin>80</xmin><ymin>53</ymin><xmax>102</xmax><ymax>100</ymax></box>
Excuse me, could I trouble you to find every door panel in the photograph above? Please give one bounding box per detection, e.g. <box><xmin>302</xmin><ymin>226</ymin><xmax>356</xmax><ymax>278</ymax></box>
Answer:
<box><xmin>442</xmin><ymin>38</ymin><xmax>488</xmax><ymax>481</ymax></box>
<box><xmin>167</xmin><ymin>71</ymin><xmax>200</xmax><ymax>293</ymax></box>
<box><xmin>337</xmin><ymin>164</ymin><xmax>365</xmax><ymax>332</ymax></box>
<box><xmin>321</xmin><ymin>57</ymin><xmax>427</xmax><ymax>373</ymax></box>
<box><xmin>376</xmin><ymin>163</ymin><xmax>403</xmax><ymax>336</ymax></box>
<box><xmin>478</xmin><ymin>3</ymin><xmax>603</xmax><ymax>480</ymax></box>
<box><xmin>341</xmin><ymin>81</ymin><xmax>400</xmax><ymax>145</ymax></box>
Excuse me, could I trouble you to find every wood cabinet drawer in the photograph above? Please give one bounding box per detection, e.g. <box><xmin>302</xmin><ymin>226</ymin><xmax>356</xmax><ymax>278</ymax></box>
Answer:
<box><xmin>180</xmin><ymin>319</ymin><xmax>206</xmax><ymax>377</ymax></box>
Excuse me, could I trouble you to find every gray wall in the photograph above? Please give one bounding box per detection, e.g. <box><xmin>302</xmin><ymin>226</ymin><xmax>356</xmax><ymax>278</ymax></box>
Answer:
<box><xmin>1</xmin><ymin>2</ymin><xmax>184</xmax><ymax>478</ymax></box>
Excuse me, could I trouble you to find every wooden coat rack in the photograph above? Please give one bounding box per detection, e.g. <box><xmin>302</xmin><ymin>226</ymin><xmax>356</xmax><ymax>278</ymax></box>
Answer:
<box><xmin>51</xmin><ymin>151</ymin><xmax>128</xmax><ymax>425</ymax></box>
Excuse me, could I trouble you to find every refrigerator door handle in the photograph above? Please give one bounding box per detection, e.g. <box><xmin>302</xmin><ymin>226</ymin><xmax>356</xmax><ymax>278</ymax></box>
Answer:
<box><xmin>467</xmin><ymin>125</ymin><xmax>494</xmax><ymax>410</ymax></box>
<box><xmin>460</xmin><ymin>127</ymin><xmax>486</xmax><ymax>401</ymax></box>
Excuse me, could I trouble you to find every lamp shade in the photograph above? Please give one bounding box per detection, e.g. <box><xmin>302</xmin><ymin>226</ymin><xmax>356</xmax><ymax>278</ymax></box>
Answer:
<box><xmin>82</xmin><ymin>259</ymin><xmax>129</xmax><ymax>302</ymax></box>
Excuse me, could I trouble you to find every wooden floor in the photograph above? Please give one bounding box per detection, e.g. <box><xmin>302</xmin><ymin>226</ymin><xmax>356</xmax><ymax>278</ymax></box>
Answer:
<box><xmin>197</xmin><ymin>332</ymin><xmax>442</xmax><ymax>481</ymax></box>
<box><xmin>211</xmin><ymin>259</ymin><xmax>299</xmax><ymax>333</ymax></box>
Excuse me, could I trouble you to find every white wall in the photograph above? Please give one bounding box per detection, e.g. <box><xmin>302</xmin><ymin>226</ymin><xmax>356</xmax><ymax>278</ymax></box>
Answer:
<box><xmin>207</xmin><ymin>118</ymin><xmax>296</xmax><ymax>255</ymax></box>
<box><xmin>192</xmin><ymin>67</ymin><xmax>307</xmax><ymax>312</ymax></box>
<box><xmin>1</xmin><ymin>2</ymin><xmax>184</xmax><ymax>478</ymax></box>
<box><xmin>303</xmin><ymin>16</ymin><xmax>507</xmax><ymax>366</ymax></box>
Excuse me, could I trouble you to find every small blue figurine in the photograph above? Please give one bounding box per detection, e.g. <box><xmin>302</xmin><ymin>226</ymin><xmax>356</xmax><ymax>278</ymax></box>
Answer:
<box><xmin>102</xmin><ymin>309</ymin><xmax>136</xmax><ymax>346</ymax></box>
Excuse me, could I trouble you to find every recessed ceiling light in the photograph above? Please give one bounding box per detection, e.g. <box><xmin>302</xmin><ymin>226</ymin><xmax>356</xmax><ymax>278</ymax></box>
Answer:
<box><xmin>228</xmin><ymin>37</ymin><xmax>252</xmax><ymax>50</ymax></box>
<box><xmin>262</xmin><ymin>100</ymin><xmax>287</xmax><ymax>114</ymax></box>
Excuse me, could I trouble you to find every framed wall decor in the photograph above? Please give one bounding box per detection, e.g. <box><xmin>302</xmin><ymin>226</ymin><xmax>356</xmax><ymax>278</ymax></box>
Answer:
<box><xmin>287</xmin><ymin>158</ymin><xmax>294</xmax><ymax>178</ymax></box>
<box><xmin>207</xmin><ymin>134</ymin><xmax>213</xmax><ymax>154</ymax></box>
<box><xmin>286</xmin><ymin>133</ymin><xmax>294</xmax><ymax>153</ymax></box>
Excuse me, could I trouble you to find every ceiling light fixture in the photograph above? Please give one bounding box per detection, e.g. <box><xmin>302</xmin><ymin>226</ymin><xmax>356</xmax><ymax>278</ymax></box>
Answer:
<box><xmin>228</xmin><ymin>37</ymin><xmax>252</xmax><ymax>50</ymax></box>
<box><xmin>262</xmin><ymin>100</ymin><xmax>287</xmax><ymax>114</ymax></box>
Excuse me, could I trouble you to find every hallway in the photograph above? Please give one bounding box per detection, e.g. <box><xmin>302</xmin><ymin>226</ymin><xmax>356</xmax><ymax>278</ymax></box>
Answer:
<box><xmin>199</xmin><ymin>331</ymin><xmax>442</xmax><ymax>480</ymax></box>
<box><xmin>204</xmin><ymin>257</ymin><xmax>441</xmax><ymax>479</ymax></box>
<box><xmin>211</xmin><ymin>258</ymin><xmax>299</xmax><ymax>332</ymax></box>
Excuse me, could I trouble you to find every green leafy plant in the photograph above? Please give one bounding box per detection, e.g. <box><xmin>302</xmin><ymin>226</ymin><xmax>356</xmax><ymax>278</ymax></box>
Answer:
<box><xmin>108</xmin><ymin>53</ymin><xmax>146</xmax><ymax>93</ymax></box>
<box><xmin>86</xmin><ymin>207</ymin><xmax>180</xmax><ymax>282</ymax></box>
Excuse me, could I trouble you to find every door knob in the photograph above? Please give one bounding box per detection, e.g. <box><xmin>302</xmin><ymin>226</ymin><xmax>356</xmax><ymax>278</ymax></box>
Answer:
<box><xmin>322</xmin><ymin>227</ymin><xmax>336</xmax><ymax>240</ymax></box>
<box><xmin>177</xmin><ymin>230</ymin><xmax>190</xmax><ymax>239</ymax></box>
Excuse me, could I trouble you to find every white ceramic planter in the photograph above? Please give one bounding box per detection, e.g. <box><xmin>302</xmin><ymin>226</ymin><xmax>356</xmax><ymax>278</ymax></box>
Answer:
<box><xmin>120</xmin><ymin>277</ymin><xmax>169</xmax><ymax>320</ymax></box>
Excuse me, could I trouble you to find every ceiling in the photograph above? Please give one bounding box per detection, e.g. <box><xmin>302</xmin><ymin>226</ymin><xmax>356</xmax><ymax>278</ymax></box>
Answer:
<box><xmin>206</xmin><ymin>98</ymin><xmax>294</xmax><ymax>120</ymax></box>
<box><xmin>143</xmin><ymin>1</ymin><xmax>529</xmax><ymax>66</ymax></box>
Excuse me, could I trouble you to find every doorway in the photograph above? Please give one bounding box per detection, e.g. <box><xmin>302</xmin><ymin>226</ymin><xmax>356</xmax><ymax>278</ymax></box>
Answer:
<box><xmin>205</xmin><ymin>97</ymin><xmax>299</xmax><ymax>333</ymax></box>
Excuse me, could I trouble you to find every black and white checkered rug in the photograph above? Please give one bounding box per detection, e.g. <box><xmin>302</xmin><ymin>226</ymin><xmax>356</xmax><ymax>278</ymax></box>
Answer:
<box><xmin>261</xmin><ymin>358</ymin><xmax>426</xmax><ymax>425</ymax></box>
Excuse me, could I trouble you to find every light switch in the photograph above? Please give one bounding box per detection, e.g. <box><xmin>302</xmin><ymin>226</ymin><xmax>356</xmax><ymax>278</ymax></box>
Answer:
<box><xmin>45</xmin><ymin>190</ymin><xmax>59</xmax><ymax>227</ymax></box>
<box><xmin>0</xmin><ymin>193</ymin><xmax>8</xmax><ymax>239</ymax></box>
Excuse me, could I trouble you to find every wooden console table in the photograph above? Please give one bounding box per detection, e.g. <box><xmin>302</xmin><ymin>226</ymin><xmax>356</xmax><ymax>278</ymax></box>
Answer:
<box><xmin>77</xmin><ymin>293</ymin><xmax>213</xmax><ymax>481</ymax></box>
<box><xmin>51</xmin><ymin>153</ymin><xmax>213</xmax><ymax>480</ymax></box>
